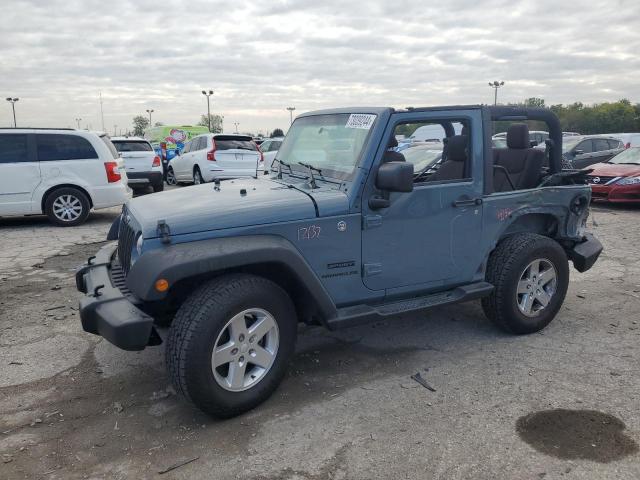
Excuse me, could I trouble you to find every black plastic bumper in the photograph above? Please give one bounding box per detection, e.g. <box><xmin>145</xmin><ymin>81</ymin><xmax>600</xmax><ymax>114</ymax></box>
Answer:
<box><xmin>76</xmin><ymin>243</ymin><xmax>155</xmax><ymax>351</ymax></box>
<box><xmin>126</xmin><ymin>171</ymin><xmax>163</xmax><ymax>188</ymax></box>
<box><xmin>569</xmin><ymin>233</ymin><xmax>603</xmax><ymax>273</ymax></box>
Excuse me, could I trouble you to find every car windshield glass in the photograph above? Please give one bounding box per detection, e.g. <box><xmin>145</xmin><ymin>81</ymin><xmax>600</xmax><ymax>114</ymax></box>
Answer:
<box><xmin>401</xmin><ymin>146</ymin><xmax>442</xmax><ymax>172</ymax></box>
<box><xmin>276</xmin><ymin>113</ymin><xmax>375</xmax><ymax>180</ymax></box>
<box><xmin>608</xmin><ymin>147</ymin><xmax>640</xmax><ymax>165</ymax></box>
<box><xmin>562</xmin><ymin>137</ymin><xmax>582</xmax><ymax>153</ymax></box>
<box><xmin>215</xmin><ymin>137</ymin><xmax>257</xmax><ymax>151</ymax></box>
<box><xmin>112</xmin><ymin>141</ymin><xmax>152</xmax><ymax>152</ymax></box>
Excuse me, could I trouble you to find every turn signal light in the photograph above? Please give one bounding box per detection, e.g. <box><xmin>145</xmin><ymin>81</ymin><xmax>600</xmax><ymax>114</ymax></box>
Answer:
<box><xmin>155</xmin><ymin>279</ymin><xmax>169</xmax><ymax>292</ymax></box>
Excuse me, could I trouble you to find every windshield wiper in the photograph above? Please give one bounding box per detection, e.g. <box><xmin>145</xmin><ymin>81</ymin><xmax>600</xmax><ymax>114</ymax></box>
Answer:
<box><xmin>298</xmin><ymin>162</ymin><xmax>322</xmax><ymax>188</ymax></box>
<box><xmin>273</xmin><ymin>158</ymin><xmax>293</xmax><ymax>179</ymax></box>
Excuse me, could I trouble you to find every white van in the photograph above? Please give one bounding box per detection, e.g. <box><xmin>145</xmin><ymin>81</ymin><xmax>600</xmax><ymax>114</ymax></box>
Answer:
<box><xmin>0</xmin><ymin>129</ymin><xmax>131</xmax><ymax>226</ymax></box>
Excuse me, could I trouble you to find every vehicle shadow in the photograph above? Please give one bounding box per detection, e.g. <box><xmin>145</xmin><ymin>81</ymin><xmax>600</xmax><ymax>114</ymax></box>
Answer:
<box><xmin>0</xmin><ymin>209</ymin><xmax>120</xmax><ymax>228</ymax></box>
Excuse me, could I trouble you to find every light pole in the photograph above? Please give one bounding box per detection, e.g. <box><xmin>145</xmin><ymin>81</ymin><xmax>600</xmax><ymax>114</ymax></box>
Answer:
<box><xmin>202</xmin><ymin>90</ymin><xmax>214</xmax><ymax>132</ymax></box>
<box><xmin>146</xmin><ymin>109</ymin><xmax>154</xmax><ymax>126</ymax></box>
<box><xmin>233</xmin><ymin>122</ymin><xmax>240</xmax><ymax>134</ymax></box>
<box><xmin>114</xmin><ymin>125</ymin><xmax>117</xmax><ymax>136</ymax></box>
<box><xmin>488</xmin><ymin>81</ymin><xmax>505</xmax><ymax>105</ymax></box>
<box><xmin>6</xmin><ymin>98</ymin><xmax>19</xmax><ymax>127</ymax></box>
<box><xmin>75</xmin><ymin>117</ymin><xmax>82</xmax><ymax>129</ymax></box>
<box><xmin>286</xmin><ymin>106</ymin><xmax>296</xmax><ymax>125</ymax></box>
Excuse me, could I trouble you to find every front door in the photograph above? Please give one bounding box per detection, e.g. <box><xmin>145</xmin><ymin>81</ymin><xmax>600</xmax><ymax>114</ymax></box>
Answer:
<box><xmin>0</xmin><ymin>133</ymin><xmax>40</xmax><ymax>215</ymax></box>
<box><xmin>361</xmin><ymin>110</ymin><xmax>485</xmax><ymax>294</ymax></box>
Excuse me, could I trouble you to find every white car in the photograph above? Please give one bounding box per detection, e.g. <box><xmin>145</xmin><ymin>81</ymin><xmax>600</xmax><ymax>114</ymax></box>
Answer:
<box><xmin>166</xmin><ymin>134</ymin><xmax>263</xmax><ymax>185</ymax></box>
<box><xmin>259</xmin><ymin>137</ymin><xmax>284</xmax><ymax>172</ymax></box>
<box><xmin>111</xmin><ymin>136</ymin><xmax>163</xmax><ymax>193</ymax></box>
<box><xmin>0</xmin><ymin>128</ymin><xmax>131</xmax><ymax>226</ymax></box>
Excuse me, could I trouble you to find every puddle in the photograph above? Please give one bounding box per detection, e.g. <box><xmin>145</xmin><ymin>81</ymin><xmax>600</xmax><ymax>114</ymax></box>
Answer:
<box><xmin>516</xmin><ymin>409</ymin><xmax>639</xmax><ymax>463</ymax></box>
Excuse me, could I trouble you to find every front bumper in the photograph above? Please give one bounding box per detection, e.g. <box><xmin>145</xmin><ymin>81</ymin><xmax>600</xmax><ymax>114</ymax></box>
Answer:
<box><xmin>591</xmin><ymin>184</ymin><xmax>640</xmax><ymax>203</ymax></box>
<box><xmin>76</xmin><ymin>243</ymin><xmax>155</xmax><ymax>351</ymax></box>
<box><xmin>569</xmin><ymin>233</ymin><xmax>603</xmax><ymax>273</ymax></box>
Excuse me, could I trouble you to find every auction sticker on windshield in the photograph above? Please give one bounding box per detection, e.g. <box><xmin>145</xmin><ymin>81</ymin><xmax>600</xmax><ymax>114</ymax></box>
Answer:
<box><xmin>346</xmin><ymin>114</ymin><xmax>376</xmax><ymax>129</ymax></box>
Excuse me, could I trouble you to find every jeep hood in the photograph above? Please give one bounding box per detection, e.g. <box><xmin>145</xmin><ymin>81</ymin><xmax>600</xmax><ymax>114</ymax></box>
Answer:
<box><xmin>128</xmin><ymin>177</ymin><xmax>345</xmax><ymax>238</ymax></box>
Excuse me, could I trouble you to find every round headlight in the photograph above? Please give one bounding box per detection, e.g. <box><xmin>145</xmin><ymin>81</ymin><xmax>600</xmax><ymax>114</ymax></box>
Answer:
<box><xmin>136</xmin><ymin>234</ymin><xmax>144</xmax><ymax>255</ymax></box>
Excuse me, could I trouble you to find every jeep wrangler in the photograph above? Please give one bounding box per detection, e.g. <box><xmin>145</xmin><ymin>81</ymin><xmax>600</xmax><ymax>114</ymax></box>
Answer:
<box><xmin>76</xmin><ymin>106</ymin><xmax>602</xmax><ymax>418</ymax></box>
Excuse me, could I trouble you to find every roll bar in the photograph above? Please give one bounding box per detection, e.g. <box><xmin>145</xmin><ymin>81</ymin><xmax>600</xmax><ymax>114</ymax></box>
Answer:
<box><xmin>486</xmin><ymin>106</ymin><xmax>563</xmax><ymax>174</ymax></box>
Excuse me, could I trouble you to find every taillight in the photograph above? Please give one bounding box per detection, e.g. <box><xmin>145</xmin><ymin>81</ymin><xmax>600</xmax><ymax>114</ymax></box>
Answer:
<box><xmin>254</xmin><ymin>141</ymin><xmax>264</xmax><ymax>163</ymax></box>
<box><xmin>207</xmin><ymin>139</ymin><xmax>217</xmax><ymax>161</ymax></box>
<box><xmin>104</xmin><ymin>161</ymin><xmax>121</xmax><ymax>183</ymax></box>
<box><xmin>152</xmin><ymin>155</ymin><xmax>161</xmax><ymax>167</ymax></box>
<box><xmin>625</xmin><ymin>142</ymin><xmax>631</xmax><ymax>149</ymax></box>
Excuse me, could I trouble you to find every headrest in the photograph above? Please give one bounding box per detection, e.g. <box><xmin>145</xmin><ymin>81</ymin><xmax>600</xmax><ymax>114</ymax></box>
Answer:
<box><xmin>448</xmin><ymin>135</ymin><xmax>468</xmax><ymax>162</ymax></box>
<box><xmin>388</xmin><ymin>136</ymin><xmax>398</xmax><ymax>148</ymax></box>
<box><xmin>507</xmin><ymin>124</ymin><xmax>530</xmax><ymax>149</ymax></box>
<box><xmin>460</xmin><ymin>125</ymin><xmax>469</xmax><ymax>137</ymax></box>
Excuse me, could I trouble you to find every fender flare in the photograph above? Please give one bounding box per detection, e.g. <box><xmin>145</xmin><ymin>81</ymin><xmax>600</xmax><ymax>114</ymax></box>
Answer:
<box><xmin>126</xmin><ymin>235</ymin><xmax>338</xmax><ymax>320</ymax></box>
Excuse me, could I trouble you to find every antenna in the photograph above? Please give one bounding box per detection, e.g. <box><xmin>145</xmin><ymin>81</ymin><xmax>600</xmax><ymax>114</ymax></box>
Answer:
<box><xmin>99</xmin><ymin>91</ymin><xmax>105</xmax><ymax>131</ymax></box>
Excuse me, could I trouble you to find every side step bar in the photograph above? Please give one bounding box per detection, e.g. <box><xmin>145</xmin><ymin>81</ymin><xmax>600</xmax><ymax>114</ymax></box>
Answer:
<box><xmin>326</xmin><ymin>282</ymin><xmax>494</xmax><ymax>330</ymax></box>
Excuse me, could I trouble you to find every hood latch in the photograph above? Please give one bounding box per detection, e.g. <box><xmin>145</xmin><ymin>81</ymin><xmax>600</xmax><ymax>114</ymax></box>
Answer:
<box><xmin>157</xmin><ymin>220</ymin><xmax>171</xmax><ymax>244</ymax></box>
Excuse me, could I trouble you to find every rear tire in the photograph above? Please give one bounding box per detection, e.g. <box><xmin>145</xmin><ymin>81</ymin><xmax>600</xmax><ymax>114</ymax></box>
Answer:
<box><xmin>44</xmin><ymin>187</ymin><xmax>90</xmax><ymax>227</ymax></box>
<box><xmin>166</xmin><ymin>274</ymin><xmax>297</xmax><ymax>418</ymax></box>
<box><xmin>193</xmin><ymin>167</ymin><xmax>204</xmax><ymax>185</ymax></box>
<box><xmin>482</xmin><ymin>233</ymin><xmax>569</xmax><ymax>334</ymax></box>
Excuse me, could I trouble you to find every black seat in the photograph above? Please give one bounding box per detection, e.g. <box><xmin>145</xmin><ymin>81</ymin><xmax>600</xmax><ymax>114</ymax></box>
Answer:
<box><xmin>382</xmin><ymin>137</ymin><xmax>406</xmax><ymax>163</ymax></box>
<box><xmin>426</xmin><ymin>135</ymin><xmax>467</xmax><ymax>182</ymax></box>
<box><xmin>493</xmin><ymin>124</ymin><xmax>544</xmax><ymax>192</ymax></box>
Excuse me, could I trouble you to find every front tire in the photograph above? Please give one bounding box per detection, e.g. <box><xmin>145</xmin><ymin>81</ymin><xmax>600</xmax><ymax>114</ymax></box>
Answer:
<box><xmin>482</xmin><ymin>233</ymin><xmax>569</xmax><ymax>334</ymax></box>
<box><xmin>166</xmin><ymin>167</ymin><xmax>177</xmax><ymax>186</ymax></box>
<box><xmin>44</xmin><ymin>187</ymin><xmax>90</xmax><ymax>227</ymax></box>
<box><xmin>166</xmin><ymin>274</ymin><xmax>297</xmax><ymax>418</ymax></box>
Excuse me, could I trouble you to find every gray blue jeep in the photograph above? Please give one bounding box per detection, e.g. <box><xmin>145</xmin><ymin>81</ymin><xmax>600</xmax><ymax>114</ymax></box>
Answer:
<box><xmin>76</xmin><ymin>106</ymin><xmax>602</xmax><ymax>417</ymax></box>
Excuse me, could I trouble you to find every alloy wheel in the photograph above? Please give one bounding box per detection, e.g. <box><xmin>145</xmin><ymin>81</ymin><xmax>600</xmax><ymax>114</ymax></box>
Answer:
<box><xmin>516</xmin><ymin>259</ymin><xmax>558</xmax><ymax>317</ymax></box>
<box><xmin>211</xmin><ymin>308</ymin><xmax>279</xmax><ymax>392</ymax></box>
<box><xmin>52</xmin><ymin>194</ymin><xmax>83</xmax><ymax>222</ymax></box>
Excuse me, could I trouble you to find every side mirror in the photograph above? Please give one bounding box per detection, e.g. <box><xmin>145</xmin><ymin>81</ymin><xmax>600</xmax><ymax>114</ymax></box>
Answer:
<box><xmin>176</xmin><ymin>149</ymin><xmax>181</xmax><ymax>156</ymax></box>
<box><xmin>574</xmin><ymin>149</ymin><xmax>584</xmax><ymax>156</ymax></box>
<box><xmin>375</xmin><ymin>161</ymin><xmax>414</xmax><ymax>193</ymax></box>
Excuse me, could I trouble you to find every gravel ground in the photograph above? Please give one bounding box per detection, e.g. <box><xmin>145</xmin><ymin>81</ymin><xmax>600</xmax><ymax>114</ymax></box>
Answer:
<box><xmin>1</xmin><ymin>201</ymin><xmax>639</xmax><ymax>480</ymax></box>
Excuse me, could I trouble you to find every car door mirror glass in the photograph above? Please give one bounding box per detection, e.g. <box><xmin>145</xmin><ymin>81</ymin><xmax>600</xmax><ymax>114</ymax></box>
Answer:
<box><xmin>574</xmin><ymin>149</ymin><xmax>583</xmax><ymax>155</ymax></box>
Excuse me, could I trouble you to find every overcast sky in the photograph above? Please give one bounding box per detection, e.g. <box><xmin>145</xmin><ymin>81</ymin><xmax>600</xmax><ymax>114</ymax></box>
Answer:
<box><xmin>1</xmin><ymin>0</ymin><xmax>638</xmax><ymax>134</ymax></box>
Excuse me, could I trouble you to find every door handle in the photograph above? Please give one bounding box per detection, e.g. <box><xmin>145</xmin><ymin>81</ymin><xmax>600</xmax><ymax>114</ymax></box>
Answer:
<box><xmin>453</xmin><ymin>197</ymin><xmax>482</xmax><ymax>207</ymax></box>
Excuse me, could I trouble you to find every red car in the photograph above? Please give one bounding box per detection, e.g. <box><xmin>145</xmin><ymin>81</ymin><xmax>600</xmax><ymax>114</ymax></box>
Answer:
<box><xmin>586</xmin><ymin>147</ymin><xmax>640</xmax><ymax>203</ymax></box>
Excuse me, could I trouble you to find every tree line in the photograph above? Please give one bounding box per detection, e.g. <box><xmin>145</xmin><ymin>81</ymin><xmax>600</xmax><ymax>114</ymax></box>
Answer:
<box><xmin>513</xmin><ymin>98</ymin><xmax>640</xmax><ymax>135</ymax></box>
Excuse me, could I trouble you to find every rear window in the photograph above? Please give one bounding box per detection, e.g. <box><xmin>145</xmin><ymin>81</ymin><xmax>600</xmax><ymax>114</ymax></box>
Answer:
<box><xmin>112</xmin><ymin>140</ymin><xmax>153</xmax><ymax>152</ymax></box>
<box><xmin>0</xmin><ymin>134</ymin><xmax>29</xmax><ymax>163</ymax></box>
<box><xmin>101</xmin><ymin>135</ymin><xmax>119</xmax><ymax>159</ymax></box>
<box><xmin>36</xmin><ymin>134</ymin><xmax>98</xmax><ymax>161</ymax></box>
<box><xmin>214</xmin><ymin>136</ymin><xmax>257</xmax><ymax>151</ymax></box>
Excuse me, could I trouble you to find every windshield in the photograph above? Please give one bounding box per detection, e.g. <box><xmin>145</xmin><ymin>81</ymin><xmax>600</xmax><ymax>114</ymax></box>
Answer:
<box><xmin>608</xmin><ymin>147</ymin><xmax>640</xmax><ymax>165</ymax></box>
<box><xmin>113</xmin><ymin>140</ymin><xmax>152</xmax><ymax>152</ymax></box>
<box><xmin>402</xmin><ymin>145</ymin><xmax>442</xmax><ymax>171</ymax></box>
<box><xmin>275</xmin><ymin>113</ymin><xmax>376</xmax><ymax>180</ymax></box>
<box><xmin>562</xmin><ymin>137</ymin><xmax>582</xmax><ymax>153</ymax></box>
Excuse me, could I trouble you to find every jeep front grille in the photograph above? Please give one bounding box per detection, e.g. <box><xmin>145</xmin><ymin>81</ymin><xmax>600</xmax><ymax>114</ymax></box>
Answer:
<box><xmin>117</xmin><ymin>213</ymin><xmax>137</xmax><ymax>276</ymax></box>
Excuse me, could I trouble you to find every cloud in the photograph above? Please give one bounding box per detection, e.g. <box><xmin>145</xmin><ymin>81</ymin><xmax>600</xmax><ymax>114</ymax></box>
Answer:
<box><xmin>0</xmin><ymin>0</ymin><xmax>638</xmax><ymax>133</ymax></box>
